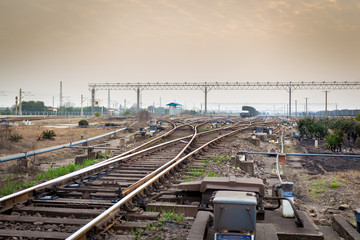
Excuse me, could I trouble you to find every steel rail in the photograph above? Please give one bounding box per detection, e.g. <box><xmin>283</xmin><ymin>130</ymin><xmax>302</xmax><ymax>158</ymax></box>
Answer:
<box><xmin>0</xmin><ymin>126</ymin><xmax>190</xmax><ymax>210</ymax></box>
<box><xmin>121</xmin><ymin>121</ymin><xmax>239</xmax><ymax>196</ymax></box>
<box><xmin>67</xmin><ymin>123</ymin><xmax>252</xmax><ymax>240</ymax></box>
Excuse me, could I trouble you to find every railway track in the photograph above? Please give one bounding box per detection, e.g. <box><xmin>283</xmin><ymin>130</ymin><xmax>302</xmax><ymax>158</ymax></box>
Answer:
<box><xmin>0</xmin><ymin>118</ymin><xmax>254</xmax><ymax>239</ymax></box>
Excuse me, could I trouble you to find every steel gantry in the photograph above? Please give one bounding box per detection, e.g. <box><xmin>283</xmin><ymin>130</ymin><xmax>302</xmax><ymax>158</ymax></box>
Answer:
<box><xmin>88</xmin><ymin>81</ymin><xmax>360</xmax><ymax>116</ymax></box>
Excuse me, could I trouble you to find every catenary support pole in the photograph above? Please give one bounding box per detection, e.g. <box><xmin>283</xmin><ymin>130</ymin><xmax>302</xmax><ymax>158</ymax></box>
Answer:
<box><xmin>288</xmin><ymin>85</ymin><xmax>292</xmax><ymax>118</ymax></box>
<box><xmin>91</xmin><ymin>87</ymin><xmax>95</xmax><ymax>114</ymax></box>
<box><xmin>108</xmin><ymin>89</ymin><xmax>111</xmax><ymax>110</ymax></box>
<box><xmin>204</xmin><ymin>87</ymin><xmax>208</xmax><ymax>115</ymax></box>
<box><xmin>137</xmin><ymin>88</ymin><xmax>140</xmax><ymax>112</ymax></box>
<box><xmin>19</xmin><ymin>88</ymin><xmax>22</xmax><ymax>115</ymax></box>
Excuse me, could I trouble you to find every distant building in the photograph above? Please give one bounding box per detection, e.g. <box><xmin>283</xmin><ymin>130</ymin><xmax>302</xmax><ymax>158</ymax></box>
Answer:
<box><xmin>47</xmin><ymin>108</ymin><xmax>58</xmax><ymax>114</ymax></box>
<box><xmin>167</xmin><ymin>102</ymin><xmax>182</xmax><ymax>116</ymax></box>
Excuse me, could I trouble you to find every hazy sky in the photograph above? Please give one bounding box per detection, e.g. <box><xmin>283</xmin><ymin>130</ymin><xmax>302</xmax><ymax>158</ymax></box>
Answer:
<box><xmin>1</xmin><ymin>0</ymin><xmax>359</xmax><ymax>112</ymax></box>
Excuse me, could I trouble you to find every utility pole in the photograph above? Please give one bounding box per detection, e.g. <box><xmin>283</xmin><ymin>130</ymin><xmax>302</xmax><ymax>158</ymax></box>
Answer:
<box><xmin>81</xmin><ymin>95</ymin><xmax>84</xmax><ymax>116</ymax></box>
<box><xmin>336</xmin><ymin>104</ymin><xmax>338</xmax><ymax>117</ymax></box>
<box><xmin>288</xmin><ymin>83</ymin><xmax>292</xmax><ymax>118</ymax></box>
<box><xmin>15</xmin><ymin>96</ymin><xmax>18</xmax><ymax>115</ymax></box>
<box><xmin>136</xmin><ymin>88</ymin><xmax>140</xmax><ymax>112</ymax></box>
<box><xmin>108</xmin><ymin>89</ymin><xmax>111</xmax><ymax>110</ymax></box>
<box><xmin>204</xmin><ymin>87</ymin><xmax>208</xmax><ymax>115</ymax></box>
<box><xmin>19</xmin><ymin>88</ymin><xmax>22</xmax><ymax>115</ymax></box>
<box><xmin>295</xmin><ymin>100</ymin><xmax>297</xmax><ymax>117</ymax></box>
<box><xmin>91</xmin><ymin>87</ymin><xmax>95</xmax><ymax>114</ymax></box>
<box><xmin>305</xmin><ymin>98</ymin><xmax>308</xmax><ymax>118</ymax></box>
<box><xmin>60</xmin><ymin>81</ymin><xmax>63</xmax><ymax>108</ymax></box>
<box><xmin>124</xmin><ymin>99</ymin><xmax>127</xmax><ymax>110</ymax></box>
<box><xmin>52</xmin><ymin>96</ymin><xmax>55</xmax><ymax>108</ymax></box>
<box><xmin>324</xmin><ymin>91</ymin><xmax>329</xmax><ymax>118</ymax></box>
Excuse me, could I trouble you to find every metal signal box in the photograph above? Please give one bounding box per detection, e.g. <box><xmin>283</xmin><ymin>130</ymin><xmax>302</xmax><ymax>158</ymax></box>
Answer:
<box><xmin>213</xmin><ymin>191</ymin><xmax>257</xmax><ymax>232</ymax></box>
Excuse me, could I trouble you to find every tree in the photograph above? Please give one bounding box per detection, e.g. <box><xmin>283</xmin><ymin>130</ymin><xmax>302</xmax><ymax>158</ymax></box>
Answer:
<box><xmin>123</xmin><ymin>109</ymin><xmax>131</xmax><ymax>116</ymax></box>
<box><xmin>78</xmin><ymin>120</ymin><xmax>89</xmax><ymax>127</ymax></box>
<box><xmin>325</xmin><ymin>130</ymin><xmax>343</xmax><ymax>152</ymax></box>
<box><xmin>313</xmin><ymin>124</ymin><xmax>328</xmax><ymax>140</ymax></box>
<box><xmin>339</xmin><ymin>118</ymin><xmax>357</xmax><ymax>147</ymax></box>
<box><xmin>21</xmin><ymin>101</ymin><xmax>47</xmax><ymax>112</ymax></box>
<box><xmin>0</xmin><ymin>108</ymin><xmax>12</xmax><ymax>115</ymax></box>
<box><xmin>297</xmin><ymin>118</ymin><xmax>315</xmax><ymax>138</ymax></box>
<box><xmin>355</xmin><ymin>113</ymin><xmax>360</xmax><ymax>121</ymax></box>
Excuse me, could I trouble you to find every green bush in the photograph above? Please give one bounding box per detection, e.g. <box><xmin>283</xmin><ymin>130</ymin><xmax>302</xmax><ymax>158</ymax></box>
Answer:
<box><xmin>123</xmin><ymin>109</ymin><xmax>131</xmax><ymax>116</ymax></box>
<box><xmin>94</xmin><ymin>112</ymin><xmax>101</xmax><ymax>117</ymax></box>
<box><xmin>330</xmin><ymin>178</ymin><xmax>340</xmax><ymax>188</ymax></box>
<box><xmin>355</xmin><ymin>113</ymin><xmax>360</xmax><ymax>121</ymax></box>
<box><xmin>78</xmin><ymin>119</ymin><xmax>89</xmax><ymax>127</ymax></box>
<box><xmin>325</xmin><ymin>131</ymin><xmax>343</xmax><ymax>152</ymax></box>
<box><xmin>9</xmin><ymin>134</ymin><xmax>23</xmax><ymax>142</ymax></box>
<box><xmin>42</xmin><ymin>130</ymin><xmax>56</xmax><ymax>139</ymax></box>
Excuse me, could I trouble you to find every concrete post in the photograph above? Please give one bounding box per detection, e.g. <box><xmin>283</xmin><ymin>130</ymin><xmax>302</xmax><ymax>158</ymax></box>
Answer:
<box><xmin>204</xmin><ymin>87</ymin><xmax>208</xmax><ymax>115</ymax></box>
<box><xmin>91</xmin><ymin>87</ymin><xmax>95</xmax><ymax>114</ymax></box>
<box><xmin>288</xmin><ymin>85</ymin><xmax>292</xmax><ymax>118</ymax></box>
<box><xmin>119</xmin><ymin>138</ymin><xmax>125</xmax><ymax>147</ymax></box>
<box><xmin>108</xmin><ymin>89</ymin><xmax>111</xmax><ymax>110</ymax></box>
<box><xmin>137</xmin><ymin>88</ymin><xmax>140</xmax><ymax>112</ymax></box>
<box><xmin>19</xmin><ymin>88</ymin><xmax>22</xmax><ymax>115</ymax></box>
<box><xmin>325</xmin><ymin>91</ymin><xmax>328</xmax><ymax>118</ymax></box>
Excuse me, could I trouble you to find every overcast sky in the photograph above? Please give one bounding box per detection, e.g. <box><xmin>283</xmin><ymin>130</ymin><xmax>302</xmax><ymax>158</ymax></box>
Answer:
<box><xmin>0</xmin><ymin>0</ymin><xmax>359</xmax><ymax>113</ymax></box>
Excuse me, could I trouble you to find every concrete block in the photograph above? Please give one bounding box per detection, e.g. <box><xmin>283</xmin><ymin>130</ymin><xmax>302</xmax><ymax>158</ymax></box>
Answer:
<box><xmin>75</xmin><ymin>155</ymin><xmax>87</xmax><ymax>165</ymax></box>
<box><xmin>87</xmin><ymin>150</ymin><xmax>101</xmax><ymax>159</ymax></box>
<box><xmin>240</xmin><ymin>160</ymin><xmax>254</xmax><ymax>176</ymax></box>
<box><xmin>332</xmin><ymin>215</ymin><xmax>360</xmax><ymax>240</ymax></box>
<box><xmin>17</xmin><ymin>158</ymin><xmax>30</xmax><ymax>169</ymax></box>
<box><xmin>105</xmin><ymin>144</ymin><xmax>111</xmax><ymax>154</ymax></box>
<box><xmin>255</xmin><ymin>133</ymin><xmax>268</xmax><ymax>142</ymax></box>
<box><xmin>119</xmin><ymin>139</ymin><xmax>125</xmax><ymax>147</ymax></box>
<box><xmin>248</xmin><ymin>137</ymin><xmax>260</xmax><ymax>146</ymax></box>
<box><xmin>187</xmin><ymin>211</ymin><xmax>212</xmax><ymax>240</ymax></box>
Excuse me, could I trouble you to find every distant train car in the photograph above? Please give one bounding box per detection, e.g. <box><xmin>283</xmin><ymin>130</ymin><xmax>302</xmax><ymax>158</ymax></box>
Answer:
<box><xmin>239</xmin><ymin>110</ymin><xmax>250</xmax><ymax>118</ymax></box>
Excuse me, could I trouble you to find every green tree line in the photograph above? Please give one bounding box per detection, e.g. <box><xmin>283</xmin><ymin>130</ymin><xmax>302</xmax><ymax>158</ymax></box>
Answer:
<box><xmin>297</xmin><ymin>114</ymin><xmax>360</xmax><ymax>152</ymax></box>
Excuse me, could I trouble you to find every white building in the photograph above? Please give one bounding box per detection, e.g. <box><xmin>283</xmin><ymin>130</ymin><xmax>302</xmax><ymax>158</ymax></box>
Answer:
<box><xmin>167</xmin><ymin>102</ymin><xmax>182</xmax><ymax>116</ymax></box>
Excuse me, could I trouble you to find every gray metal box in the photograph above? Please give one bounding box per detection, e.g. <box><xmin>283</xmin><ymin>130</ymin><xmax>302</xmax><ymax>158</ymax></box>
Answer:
<box><xmin>213</xmin><ymin>191</ymin><xmax>257</xmax><ymax>232</ymax></box>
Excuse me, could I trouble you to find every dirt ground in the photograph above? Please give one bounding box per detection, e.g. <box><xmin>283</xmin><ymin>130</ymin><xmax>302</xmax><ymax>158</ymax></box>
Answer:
<box><xmin>0</xmin><ymin>117</ymin><xmax>136</xmax><ymax>157</ymax></box>
<box><xmin>283</xmin><ymin>135</ymin><xmax>360</xmax><ymax>227</ymax></box>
